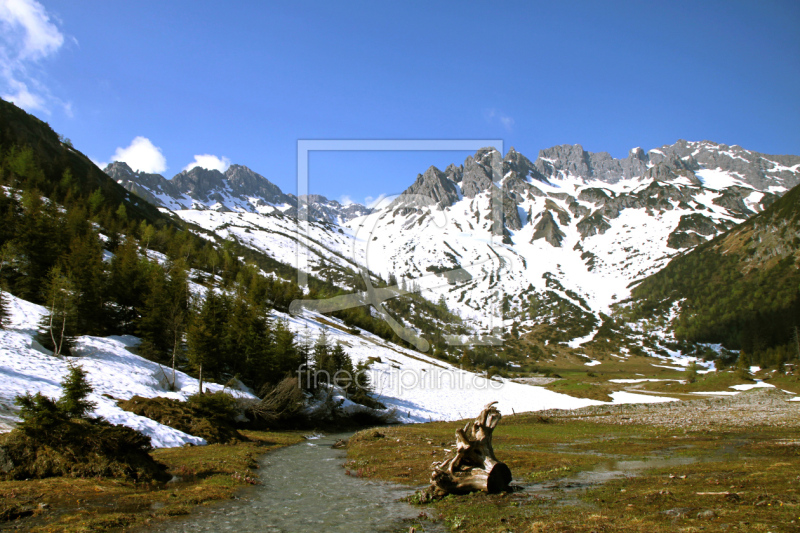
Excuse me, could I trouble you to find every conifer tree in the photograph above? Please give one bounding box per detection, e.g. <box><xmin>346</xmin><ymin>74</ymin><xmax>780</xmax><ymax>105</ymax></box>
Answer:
<box><xmin>735</xmin><ymin>351</ymin><xmax>751</xmax><ymax>380</ymax></box>
<box><xmin>137</xmin><ymin>263</ymin><xmax>171</xmax><ymax>362</ymax></box>
<box><xmin>57</xmin><ymin>362</ymin><xmax>96</xmax><ymax>418</ymax></box>
<box><xmin>65</xmin><ymin>231</ymin><xmax>106</xmax><ymax>335</ymax></box>
<box><xmin>165</xmin><ymin>260</ymin><xmax>190</xmax><ymax>389</ymax></box>
<box><xmin>272</xmin><ymin>319</ymin><xmax>299</xmax><ymax>381</ymax></box>
<box><xmin>107</xmin><ymin>237</ymin><xmax>145</xmax><ymax>332</ymax></box>
<box><xmin>0</xmin><ymin>242</ymin><xmax>16</xmax><ymax>329</ymax></box>
<box><xmin>330</xmin><ymin>342</ymin><xmax>354</xmax><ymax>389</ymax></box>
<box><xmin>187</xmin><ymin>288</ymin><xmax>229</xmax><ymax>393</ymax></box>
<box><xmin>15</xmin><ymin>190</ymin><xmax>67</xmax><ymax>301</ymax></box>
<box><xmin>686</xmin><ymin>361</ymin><xmax>698</xmax><ymax>383</ymax></box>
<box><xmin>313</xmin><ymin>330</ymin><xmax>333</xmax><ymax>386</ymax></box>
<box><xmin>224</xmin><ymin>292</ymin><xmax>272</xmax><ymax>387</ymax></box>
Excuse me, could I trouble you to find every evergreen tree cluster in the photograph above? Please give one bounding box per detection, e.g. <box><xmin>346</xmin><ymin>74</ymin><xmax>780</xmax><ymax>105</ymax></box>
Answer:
<box><xmin>629</xmin><ymin>184</ymin><xmax>800</xmax><ymax>369</ymax></box>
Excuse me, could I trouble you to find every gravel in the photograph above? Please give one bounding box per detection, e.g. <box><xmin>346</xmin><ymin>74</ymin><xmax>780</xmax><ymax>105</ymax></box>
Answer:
<box><xmin>535</xmin><ymin>388</ymin><xmax>800</xmax><ymax>429</ymax></box>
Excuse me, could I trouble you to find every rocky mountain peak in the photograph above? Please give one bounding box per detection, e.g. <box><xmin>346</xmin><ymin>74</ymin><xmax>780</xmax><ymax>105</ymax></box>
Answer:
<box><xmin>393</xmin><ymin>165</ymin><xmax>460</xmax><ymax>211</ymax></box>
<box><xmin>460</xmin><ymin>147</ymin><xmax>501</xmax><ymax>198</ymax></box>
<box><xmin>172</xmin><ymin>166</ymin><xmax>227</xmax><ymax>203</ymax></box>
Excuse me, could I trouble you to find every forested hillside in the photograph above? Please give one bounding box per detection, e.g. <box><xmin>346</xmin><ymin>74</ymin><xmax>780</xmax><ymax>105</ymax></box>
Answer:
<box><xmin>0</xmin><ymin>98</ymin><xmax>471</xmax><ymax>398</ymax></box>
<box><xmin>629</xmin><ymin>183</ymin><xmax>800</xmax><ymax>367</ymax></box>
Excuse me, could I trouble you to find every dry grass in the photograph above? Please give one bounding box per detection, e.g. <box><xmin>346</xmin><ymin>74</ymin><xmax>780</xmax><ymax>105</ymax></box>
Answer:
<box><xmin>0</xmin><ymin>429</ymin><xmax>303</xmax><ymax>532</ymax></box>
<box><xmin>349</xmin><ymin>409</ymin><xmax>800</xmax><ymax>533</ymax></box>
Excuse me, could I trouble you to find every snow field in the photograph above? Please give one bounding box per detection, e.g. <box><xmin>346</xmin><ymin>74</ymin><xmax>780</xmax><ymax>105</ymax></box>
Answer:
<box><xmin>0</xmin><ymin>293</ymin><xmax>255</xmax><ymax>448</ymax></box>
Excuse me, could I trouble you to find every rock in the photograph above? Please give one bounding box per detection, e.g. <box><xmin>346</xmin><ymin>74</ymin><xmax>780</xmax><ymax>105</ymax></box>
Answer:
<box><xmin>0</xmin><ymin>445</ymin><xmax>14</xmax><ymax>474</ymax></box>
<box><xmin>576</xmin><ymin>211</ymin><xmax>611</xmax><ymax>238</ymax></box>
<box><xmin>697</xmin><ymin>509</ymin><xmax>716</xmax><ymax>520</ymax></box>
<box><xmin>531</xmin><ymin>211</ymin><xmax>566</xmax><ymax>247</ymax></box>
<box><xmin>662</xmin><ymin>507</ymin><xmax>693</xmax><ymax>519</ymax></box>
<box><xmin>392</xmin><ymin>166</ymin><xmax>460</xmax><ymax>213</ymax></box>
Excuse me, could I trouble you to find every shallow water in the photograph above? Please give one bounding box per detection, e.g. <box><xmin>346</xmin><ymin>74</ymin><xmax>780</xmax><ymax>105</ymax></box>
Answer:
<box><xmin>520</xmin><ymin>449</ymin><xmax>729</xmax><ymax>501</ymax></box>
<box><xmin>154</xmin><ymin>433</ymin><xmax>429</xmax><ymax>533</ymax></box>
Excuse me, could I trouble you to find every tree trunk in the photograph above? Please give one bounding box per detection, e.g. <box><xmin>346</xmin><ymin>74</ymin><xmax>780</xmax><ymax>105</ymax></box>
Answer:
<box><xmin>430</xmin><ymin>401</ymin><xmax>512</xmax><ymax>494</ymax></box>
<box><xmin>198</xmin><ymin>363</ymin><xmax>204</xmax><ymax>395</ymax></box>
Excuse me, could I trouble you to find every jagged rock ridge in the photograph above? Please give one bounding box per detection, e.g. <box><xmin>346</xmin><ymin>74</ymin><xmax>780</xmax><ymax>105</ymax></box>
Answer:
<box><xmin>104</xmin><ymin>161</ymin><xmax>371</xmax><ymax>223</ymax></box>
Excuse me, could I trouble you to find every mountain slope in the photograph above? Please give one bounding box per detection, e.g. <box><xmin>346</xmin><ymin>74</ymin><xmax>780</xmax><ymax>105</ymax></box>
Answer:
<box><xmin>113</xmin><ymin>136</ymin><xmax>800</xmax><ymax>350</ymax></box>
<box><xmin>0</xmin><ymin>99</ymin><xmax>165</xmax><ymax>224</ymax></box>
<box><xmin>347</xmin><ymin>141</ymin><xmax>797</xmax><ymax>343</ymax></box>
<box><xmin>628</xmin><ymin>182</ymin><xmax>800</xmax><ymax>362</ymax></box>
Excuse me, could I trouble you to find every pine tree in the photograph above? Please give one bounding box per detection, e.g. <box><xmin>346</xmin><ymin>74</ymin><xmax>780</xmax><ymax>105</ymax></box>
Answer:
<box><xmin>686</xmin><ymin>361</ymin><xmax>698</xmax><ymax>383</ymax></box>
<box><xmin>15</xmin><ymin>190</ymin><xmax>68</xmax><ymax>301</ymax></box>
<box><xmin>165</xmin><ymin>260</ymin><xmax>190</xmax><ymax>389</ymax></box>
<box><xmin>272</xmin><ymin>319</ymin><xmax>299</xmax><ymax>380</ymax></box>
<box><xmin>57</xmin><ymin>362</ymin><xmax>96</xmax><ymax>418</ymax></box>
<box><xmin>330</xmin><ymin>342</ymin><xmax>354</xmax><ymax>389</ymax></box>
<box><xmin>225</xmin><ymin>293</ymin><xmax>272</xmax><ymax>388</ymax></box>
<box><xmin>107</xmin><ymin>237</ymin><xmax>145</xmax><ymax>332</ymax></box>
<box><xmin>136</xmin><ymin>264</ymin><xmax>171</xmax><ymax>362</ymax></box>
<box><xmin>294</xmin><ymin>326</ymin><xmax>312</xmax><ymax>390</ymax></box>
<box><xmin>65</xmin><ymin>231</ymin><xmax>106</xmax><ymax>335</ymax></box>
<box><xmin>735</xmin><ymin>351</ymin><xmax>751</xmax><ymax>380</ymax></box>
<box><xmin>87</xmin><ymin>188</ymin><xmax>104</xmax><ymax>216</ymax></box>
<box><xmin>0</xmin><ymin>242</ymin><xmax>16</xmax><ymax>329</ymax></box>
<box><xmin>313</xmin><ymin>330</ymin><xmax>333</xmax><ymax>386</ymax></box>
<box><xmin>187</xmin><ymin>289</ymin><xmax>229</xmax><ymax>393</ymax></box>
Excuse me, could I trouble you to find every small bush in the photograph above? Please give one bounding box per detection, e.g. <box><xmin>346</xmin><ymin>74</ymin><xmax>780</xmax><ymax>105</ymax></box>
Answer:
<box><xmin>1</xmin><ymin>365</ymin><xmax>167</xmax><ymax>481</ymax></box>
<box><xmin>118</xmin><ymin>392</ymin><xmax>245</xmax><ymax>444</ymax></box>
<box><xmin>246</xmin><ymin>376</ymin><xmax>306</xmax><ymax>426</ymax></box>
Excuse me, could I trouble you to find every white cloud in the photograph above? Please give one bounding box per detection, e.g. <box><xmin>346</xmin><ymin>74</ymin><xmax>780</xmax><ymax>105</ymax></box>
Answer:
<box><xmin>90</xmin><ymin>158</ymin><xmax>108</xmax><ymax>170</ymax></box>
<box><xmin>111</xmin><ymin>137</ymin><xmax>167</xmax><ymax>174</ymax></box>
<box><xmin>484</xmin><ymin>108</ymin><xmax>515</xmax><ymax>132</ymax></box>
<box><xmin>0</xmin><ymin>0</ymin><xmax>67</xmax><ymax>114</ymax></box>
<box><xmin>0</xmin><ymin>0</ymin><xmax>63</xmax><ymax>61</ymax></box>
<box><xmin>339</xmin><ymin>195</ymin><xmax>354</xmax><ymax>206</ymax></box>
<box><xmin>365</xmin><ymin>194</ymin><xmax>390</xmax><ymax>209</ymax></box>
<box><xmin>183</xmin><ymin>154</ymin><xmax>230</xmax><ymax>173</ymax></box>
<box><xmin>2</xmin><ymin>78</ymin><xmax>45</xmax><ymax>111</ymax></box>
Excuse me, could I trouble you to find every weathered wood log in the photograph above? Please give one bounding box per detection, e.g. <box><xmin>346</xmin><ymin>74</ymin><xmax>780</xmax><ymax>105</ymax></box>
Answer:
<box><xmin>430</xmin><ymin>401</ymin><xmax>512</xmax><ymax>494</ymax></box>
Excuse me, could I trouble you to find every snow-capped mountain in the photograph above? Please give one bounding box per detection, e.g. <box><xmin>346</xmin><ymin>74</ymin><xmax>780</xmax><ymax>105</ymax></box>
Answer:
<box><xmin>347</xmin><ymin>141</ymin><xmax>800</xmax><ymax>338</ymax></box>
<box><xmin>107</xmin><ymin>140</ymin><xmax>800</xmax><ymax>344</ymax></box>
<box><xmin>104</xmin><ymin>161</ymin><xmax>371</xmax><ymax>224</ymax></box>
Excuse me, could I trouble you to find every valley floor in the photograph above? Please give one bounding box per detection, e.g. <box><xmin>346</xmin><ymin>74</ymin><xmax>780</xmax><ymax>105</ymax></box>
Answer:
<box><xmin>347</xmin><ymin>389</ymin><xmax>800</xmax><ymax>533</ymax></box>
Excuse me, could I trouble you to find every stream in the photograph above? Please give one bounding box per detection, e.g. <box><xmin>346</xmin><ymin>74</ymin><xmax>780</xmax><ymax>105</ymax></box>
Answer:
<box><xmin>153</xmin><ymin>434</ymin><xmax>739</xmax><ymax>531</ymax></box>
<box><xmin>153</xmin><ymin>433</ymin><xmax>432</xmax><ymax>533</ymax></box>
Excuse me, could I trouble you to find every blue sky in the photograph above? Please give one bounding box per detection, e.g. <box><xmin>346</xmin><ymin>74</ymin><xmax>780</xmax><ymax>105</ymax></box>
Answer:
<box><xmin>2</xmin><ymin>0</ymin><xmax>799</xmax><ymax>205</ymax></box>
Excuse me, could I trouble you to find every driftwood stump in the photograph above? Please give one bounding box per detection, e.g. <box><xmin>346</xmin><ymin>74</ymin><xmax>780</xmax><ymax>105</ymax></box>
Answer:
<box><xmin>430</xmin><ymin>401</ymin><xmax>512</xmax><ymax>494</ymax></box>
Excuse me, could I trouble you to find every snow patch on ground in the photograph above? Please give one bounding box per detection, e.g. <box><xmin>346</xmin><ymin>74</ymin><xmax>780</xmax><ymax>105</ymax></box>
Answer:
<box><xmin>729</xmin><ymin>381</ymin><xmax>774</xmax><ymax>391</ymax></box>
<box><xmin>609</xmin><ymin>391</ymin><xmax>678</xmax><ymax>404</ymax></box>
<box><xmin>651</xmin><ymin>364</ymin><xmax>686</xmax><ymax>371</ymax></box>
<box><xmin>567</xmin><ymin>328</ymin><xmax>598</xmax><ymax>349</ymax></box>
<box><xmin>608</xmin><ymin>379</ymin><xmax>684</xmax><ymax>384</ymax></box>
<box><xmin>689</xmin><ymin>391</ymin><xmax>740</xmax><ymax>396</ymax></box>
<box><xmin>279</xmin><ymin>310</ymin><xmax>606</xmax><ymax>422</ymax></box>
